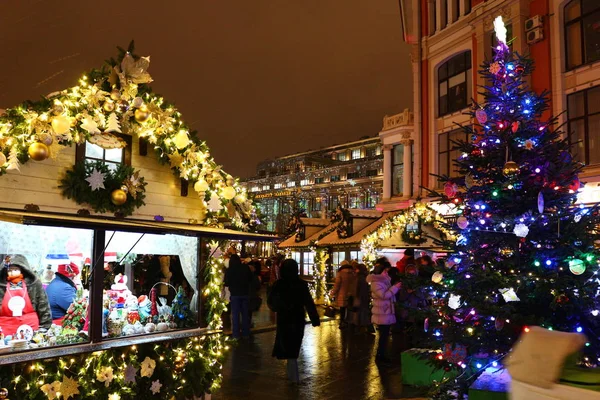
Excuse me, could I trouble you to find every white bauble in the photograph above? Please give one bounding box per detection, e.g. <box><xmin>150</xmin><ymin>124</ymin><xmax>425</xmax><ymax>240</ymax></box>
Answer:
<box><xmin>457</xmin><ymin>216</ymin><xmax>469</xmax><ymax>229</ymax></box>
<box><xmin>51</xmin><ymin>115</ymin><xmax>71</xmax><ymax>134</ymax></box>
<box><xmin>173</xmin><ymin>131</ymin><xmax>190</xmax><ymax>150</ymax></box>
<box><xmin>222</xmin><ymin>186</ymin><xmax>237</xmax><ymax>200</ymax></box>
<box><xmin>132</xmin><ymin>97</ymin><xmax>144</xmax><ymax>108</ymax></box>
<box><xmin>194</xmin><ymin>179</ymin><xmax>209</xmax><ymax>193</ymax></box>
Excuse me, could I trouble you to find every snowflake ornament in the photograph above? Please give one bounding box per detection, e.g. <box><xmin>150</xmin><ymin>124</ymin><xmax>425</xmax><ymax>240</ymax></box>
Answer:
<box><xmin>448</xmin><ymin>294</ymin><xmax>462</xmax><ymax>310</ymax></box>
<box><xmin>513</xmin><ymin>223</ymin><xmax>529</xmax><ymax>238</ymax></box>
<box><xmin>489</xmin><ymin>62</ymin><xmax>502</xmax><ymax>75</ymax></box>
<box><xmin>60</xmin><ymin>376</ymin><xmax>80</xmax><ymax>399</ymax></box>
<box><xmin>150</xmin><ymin>379</ymin><xmax>163</xmax><ymax>394</ymax></box>
<box><xmin>524</xmin><ymin>139</ymin><xmax>534</xmax><ymax>150</ymax></box>
<box><xmin>86</xmin><ymin>169</ymin><xmax>106</xmax><ymax>191</ymax></box>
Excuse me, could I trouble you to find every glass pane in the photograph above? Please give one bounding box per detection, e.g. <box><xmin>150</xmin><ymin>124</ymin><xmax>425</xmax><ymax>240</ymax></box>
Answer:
<box><xmin>439</xmin><ymin>81</ymin><xmax>448</xmax><ymax>96</ymax></box>
<box><xmin>85</xmin><ymin>142</ymin><xmax>103</xmax><ymax>159</ymax></box>
<box><xmin>448</xmin><ymin>81</ymin><xmax>467</xmax><ymax>113</ymax></box>
<box><xmin>393</xmin><ymin>144</ymin><xmax>404</xmax><ymax>166</ymax></box>
<box><xmin>588</xmin><ymin>87</ymin><xmax>600</xmax><ymax>114</ymax></box>
<box><xmin>583</xmin><ymin>13</ymin><xmax>600</xmax><ymax>65</ymax></box>
<box><xmin>565</xmin><ymin>0</ymin><xmax>581</xmax><ymax>22</ymax></box>
<box><xmin>439</xmin><ymin>132</ymin><xmax>448</xmax><ymax>153</ymax></box>
<box><xmin>439</xmin><ymin>95</ymin><xmax>448</xmax><ymax>116</ymax></box>
<box><xmin>588</xmin><ymin>114</ymin><xmax>600</xmax><ymax>164</ymax></box>
<box><xmin>450</xmin><ymin>147</ymin><xmax>463</xmax><ymax>177</ymax></box>
<box><xmin>392</xmin><ymin>164</ymin><xmax>404</xmax><ymax>195</ymax></box>
<box><xmin>105</xmin><ymin>148</ymin><xmax>123</xmax><ymax>163</ymax></box>
<box><xmin>567</xmin><ymin>22</ymin><xmax>584</xmax><ymax>69</ymax></box>
<box><xmin>569</xmin><ymin>119</ymin><xmax>586</xmax><ymax>163</ymax></box>
<box><xmin>439</xmin><ymin>152</ymin><xmax>449</xmax><ymax>176</ymax></box>
<box><xmin>0</xmin><ymin>222</ymin><xmax>94</xmax><ymax>350</ymax></box>
<box><xmin>568</xmin><ymin>91</ymin><xmax>586</xmax><ymax>118</ymax></box>
<box><xmin>448</xmin><ymin>72</ymin><xmax>466</xmax><ymax>88</ymax></box>
<box><xmin>582</xmin><ymin>0</ymin><xmax>600</xmax><ymax>15</ymax></box>
<box><xmin>439</xmin><ymin>63</ymin><xmax>448</xmax><ymax>81</ymax></box>
<box><xmin>465</xmin><ymin>51</ymin><xmax>472</xmax><ymax>69</ymax></box>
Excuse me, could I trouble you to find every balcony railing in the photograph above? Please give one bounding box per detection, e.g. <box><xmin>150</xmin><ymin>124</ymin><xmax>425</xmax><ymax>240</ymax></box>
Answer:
<box><xmin>382</xmin><ymin>108</ymin><xmax>414</xmax><ymax>131</ymax></box>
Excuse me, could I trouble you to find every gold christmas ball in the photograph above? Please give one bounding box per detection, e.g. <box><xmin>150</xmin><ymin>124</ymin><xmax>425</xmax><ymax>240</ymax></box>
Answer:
<box><xmin>110</xmin><ymin>89</ymin><xmax>121</xmax><ymax>101</ymax></box>
<box><xmin>51</xmin><ymin>115</ymin><xmax>71</xmax><ymax>135</ymax></box>
<box><xmin>0</xmin><ymin>152</ymin><xmax>7</xmax><ymax>166</ymax></box>
<box><xmin>103</xmin><ymin>100</ymin><xmax>115</xmax><ymax>112</ymax></box>
<box><xmin>134</xmin><ymin>107</ymin><xmax>151</xmax><ymax>123</ymax></box>
<box><xmin>194</xmin><ymin>179</ymin><xmax>209</xmax><ymax>193</ymax></box>
<box><xmin>222</xmin><ymin>186</ymin><xmax>237</xmax><ymax>200</ymax></box>
<box><xmin>111</xmin><ymin>189</ymin><xmax>128</xmax><ymax>206</ymax></box>
<box><xmin>502</xmin><ymin>161</ymin><xmax>520</xmax><ymax>178</ymax></box>
<box><xmin>0</xmin><ymin>387</ymin><xmax>8</xmax><ymax>399</ymax></box>
<box><xmin>28</xmin><ymin>142</ymin><xmax>49</xmax><ymax>161</ymax></box>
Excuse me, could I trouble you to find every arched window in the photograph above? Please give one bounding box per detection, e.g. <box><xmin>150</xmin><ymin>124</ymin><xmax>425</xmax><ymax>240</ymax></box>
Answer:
<box><xmin>564</xmin><ymin>0</ymin><xmax>600</xmax><ymax>70</ymax></box>
<box><xmin>438</xmin><ymin>51</ymin><xmax>472</xmax><ymax>117</ymax></box>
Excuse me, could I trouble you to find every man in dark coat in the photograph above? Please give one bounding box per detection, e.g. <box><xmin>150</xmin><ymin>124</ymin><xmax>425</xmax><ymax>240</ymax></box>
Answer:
<box><xmin>45</xmin><ymin>262</ymin><xmax>79</xmax><ymax>321</ymax></box>
<box><xmin>268</xmin><ymin>259</ymin><xmax>320</xmax><ymax>383</ymax></box>
<box><xmin>224</xmin><ymin>254</ymin><xmax>253</xmax><ymax>338</ymax></box>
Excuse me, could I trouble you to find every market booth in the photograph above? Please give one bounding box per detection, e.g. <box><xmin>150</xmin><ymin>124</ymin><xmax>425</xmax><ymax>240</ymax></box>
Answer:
<box><xmin>0</xmin><ymin>46</ymin><xmax>274</xmax><ymax>399</ymax></box>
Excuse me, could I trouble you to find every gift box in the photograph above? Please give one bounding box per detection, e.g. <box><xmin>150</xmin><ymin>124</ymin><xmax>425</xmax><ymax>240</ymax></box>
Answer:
<box><xmin>401</xmin><ymin>349</ymin><xmax>457</xmax><ymax>386</ymax></box>
<box><xmin>468</xmin><ymin>367</ymin><xmax>509</xmax><ymax>400</ymax></box>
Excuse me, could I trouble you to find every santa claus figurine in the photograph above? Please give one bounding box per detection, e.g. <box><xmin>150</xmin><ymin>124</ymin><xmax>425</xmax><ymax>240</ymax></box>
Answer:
<box><xmin>0</xmin><ymin>255</ymin><xmax>52</xmax><ymax>336</ymax></box>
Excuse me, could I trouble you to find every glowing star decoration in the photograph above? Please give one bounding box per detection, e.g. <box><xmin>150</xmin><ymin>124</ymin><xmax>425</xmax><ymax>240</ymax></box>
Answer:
<box><xmin>150</xmin><ymin>380</ymin><xmax>163</xmax><ymax>394</ymax></box>
<box><xmin>60</xmin><ymin>375</ymin><xmax>80</xmax><ymax>399</ymax></box>
<box><xmin>85</xmin><ymin>169</ymin><xmax>106</xmax><ymax>191</ymax></box>
<box><xmin>432</xmin><ymin>271</ymin><xmax>444</xmax><ymax>283</ymax></box>
<box><xmin>494</xmin><ymin>15</ymin><xmax>507</xmax><ymax>44</ymax></box>
<box><xmin>569</xmin><ymin>259</ymin><xmax>586</xmax><ymax>275</ymax></box>
<box><xmin>499</xmin><ymin>288</ymin><xmax>520</xmax><ymax>302</ymax></box>
<box><xmin>40</xmin><ymin>381</ymin><xmax>61</xmax><ymax>399</ymax></box>
<box><xmin>80</xmin><ymin>115</ymin><xmax>101</xmax><ymax>135</ymax></box>
<box><xmin>124</xmin><ymin>364</ymin><xmax>138</xmax><ymax>384</ymax></box>
<box><xmin>168</xmin><ymin>151</ymin><xmax>184</xmax><ymax>168</ymax></box>
<box><xmin>513</xmin><ymin>223</ymin><xmax>529</xmax><ymax>238</ymax></box>
<box><xmin>448</xmin><ymin>294</ymin><xmax>462</xmax><ymax>310</ymax></box>
<box><xmin>524</xmin><ymin>139</ymin><xmax>534</xmax><ymax>150</ymax></box>
<box><xmin>96</xmin><ymin>366</ymin><xmax>114</xmax><ymax>387</ymax></box>
<box><xmin>140</xmin><ymin>356</ymin><xmax>156</xmax><ymax>378</ymax></box>
<box><xmin>208</xmin><ymin>192</ymin><xmax>224</xmax><ymax>211</ymax></box>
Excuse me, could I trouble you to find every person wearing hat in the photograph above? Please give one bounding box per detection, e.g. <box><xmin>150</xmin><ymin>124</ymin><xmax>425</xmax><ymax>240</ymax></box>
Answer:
<box><xmin>45</xmin><ymin>262</ymin><xmax>80</xmax><ymax>323</ymax></box>
<box><xmin>0</xmin><ymin>255</ymin><xmax>52</xmax><ymax>336</ymax></box>
<box><xmin>330</xmin><ymin>259</ymin><xmax>357</xmax><ymax>328</ymax></box>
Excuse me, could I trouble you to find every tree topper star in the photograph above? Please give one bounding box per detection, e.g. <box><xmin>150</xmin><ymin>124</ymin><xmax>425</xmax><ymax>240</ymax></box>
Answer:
<box><xmin>86</xmin><ymin>169</ymin><xmax>106</xmax><ymax>191</ymax></box>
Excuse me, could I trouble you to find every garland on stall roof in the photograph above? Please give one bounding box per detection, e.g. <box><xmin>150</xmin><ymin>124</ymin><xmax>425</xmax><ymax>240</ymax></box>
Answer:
<box><xmin>0</xmin><ymin>41</ymin><xmax>256</xmax><ymax>229</ymax></box>
<box><xmin>361</xmin><ymin>203</ymin><xmax>456</xmax><ymax>266</ymax></box>
<box><xmin>311</xmin><ymin>247</ymin><xmax>330</xmax><ymax>304</ymax></box>
<box><xmin>59</xmin><ymin>160</ymin><xmax>147</xmax><ymax>217</ymax></box>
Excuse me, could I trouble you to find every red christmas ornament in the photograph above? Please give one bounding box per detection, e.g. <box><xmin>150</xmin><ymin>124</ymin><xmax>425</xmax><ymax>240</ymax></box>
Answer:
<box><xmin>569</xmin><ymin>177</ymin><xmax>581</xmax><ymax>192</ymax></box>
<box><xmin>515</xmin><ymin>64</ymin><xmax>525</xmax><ymax>74</ymax></box>
<box><xmin>150</xmin><ymin>287</ymin><xmax>158</xmax><ymax>317</ymax></box>
<box><xmin>512</xmin><ymin>121</ymin><xmax>519</xmax><ymax>133</ymax></box>
<box><xmin>444</xmin><ymin>182</ymin><xmax>458</xmax><ymax>198</ymax></box>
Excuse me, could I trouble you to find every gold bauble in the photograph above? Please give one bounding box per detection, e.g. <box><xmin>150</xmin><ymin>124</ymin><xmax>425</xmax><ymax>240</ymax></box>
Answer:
<box><xmin>111</xmin><ymin>189</ymin><xmax>128</xmax><ymax>206</ymax></box>
<box><xmin>503</xmin><ymin>161</ymin><xmax>520</xmax><ymax>178</ymax></box>
<box><xmin>28</xmin><ymin>142</ymin><xmax>49</xmax><ymax>161</ymax></box>
<box><xmin>103</xmin><ymin>100</ymin><xmax>115</xmax><ymax>112</ymax></box>
<box><xmin>110</xmin><ymin>89</ymin><xmax>121</xmax><ymax>101</ymax></box>
<box><xmin>173</xmin><ymin>130</ymin><xmax>190</xmax><ymax>150</ymax></box>
<box><xmin>222</xmin><ymin>186</ymin><xmax>237</xmax><ymax>200</ymax></box>
<box><xmin>194</xmin><ymin>179</ymin><xmax>209</xmax><ymax>193</ymax></box>
<box><xmin>0</xmin><ymin>387</ymin><xmax>8</xmax><ymax>399</ymax></box>
<box><xmin>51</xmin><ymin>115</ymin><xmax>71</xmax><ymax>134</ymax></box>
<box><xmin>0</xmin><ymin>152</ymin><xmax>7</xmax><ymax>166</ymax></box>
<box><xmin>134</xmin><ymin>107</ymin><xmax>151</xmax><ymax>123</ymax></box>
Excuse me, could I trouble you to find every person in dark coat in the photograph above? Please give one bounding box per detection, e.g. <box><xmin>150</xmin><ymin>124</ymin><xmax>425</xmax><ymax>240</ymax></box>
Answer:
<box><xmin>349</xmin><ymin>264</ymin><xmax>371</xmax><ymax>332</ymax></box>
<box><xmin>268</xmin><ymin>259</ymin><xmax>320</xmax><ymax>383</ymax></box>
<box><xmin>45</xmin><ymin>262</ymin><xmax>79</xmax><ymax>322</ymax></box>
<box><xmin>224</xmin><ymin>254</ymin><xmax>253</xmax><ymax>339</ymax></box>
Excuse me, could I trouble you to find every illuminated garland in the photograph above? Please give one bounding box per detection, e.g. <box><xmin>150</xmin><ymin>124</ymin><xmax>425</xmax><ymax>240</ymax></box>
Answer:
<box><xmin>0</xmin><ymin>240</ymin><xmax>230</xmax><ymax>399</ymax></box>
<box><xmin>0</xmin><ymin>42</ymin><xmax>255</xmax><ymax>229</ymax></box>
<box><xmin>361</xmin><ymin>203</ymin><xmax>456</xmax><ymax>266</ymax></box>
<box><xmin>311</xmin><ymin>247</ymin><xmax>330</xmax><ymax>304</ymax></box>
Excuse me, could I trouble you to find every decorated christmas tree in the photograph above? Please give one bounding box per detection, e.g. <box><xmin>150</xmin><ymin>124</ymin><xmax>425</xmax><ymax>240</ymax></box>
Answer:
<box><xmin>171</xmin><ymin>286</ymin><xmax>195</xmax><ymax>328</ymax></box>
<box><xmin>423</xmin><ymin>16</ymin><xmax>600</xmax><ymax>391</ymax></box>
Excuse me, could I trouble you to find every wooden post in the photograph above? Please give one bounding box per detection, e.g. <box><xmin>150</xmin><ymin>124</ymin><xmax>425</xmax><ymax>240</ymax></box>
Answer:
<box><xmin>90</xmin><ymin>229</ymin><xmax>106</xmax><ymax>343</ymax></box>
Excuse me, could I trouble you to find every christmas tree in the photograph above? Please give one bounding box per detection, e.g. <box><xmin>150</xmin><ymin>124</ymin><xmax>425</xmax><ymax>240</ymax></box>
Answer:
<box><xmin>171</xmin><ymin>286</ymin><xmax>194</xmax><ymax>328</ymax></box>
<box><xmin>423</xmin><ymin>16</ymin><xmax>600</xmax><ymax>389</ymax></box>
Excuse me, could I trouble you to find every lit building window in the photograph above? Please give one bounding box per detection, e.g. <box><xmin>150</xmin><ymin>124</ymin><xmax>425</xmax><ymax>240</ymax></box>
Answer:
<box><xmin>287</xmin><ymin>181</ymin><xmax>297</xmax><ymax>188</ymax></box>
<box><xmin>392</xmin><ymin>144</ymin><xmax>405</xmax><ymax>195</ymax></box>
<box><xmin>565</xmin><ymin>0</ymin><xmax>600</xmax><ymax>70</ymax></box>
<box><xmin>303</xmin><ymin>251</ymin><xmax>315</xmax><ymax>276</ymax></box>
<box><xmin>567</xmin><ymin>86</ymin><xmax>600</xmax><ymax>165</ymax></box>
<box><xmin>315</xmin><ymin>177</ymin><xmax>324</xmax><ymax>184</ymax></box>
<box><xmin>438</xmin><ymin>129</ymin><xmax>469</xmax><ymax>178</ymax></box>
<box><xmin>251</xmin><ymin>186</ymin><xmax>260</xmax><ymax>192</ymax></box>
<box><xmin>438</xmin><ymin>51</ymin><xmax>472</xmax><ymax>117</ymax></box>
<box><xmin>351</xmin><ymin>149</ymin><xmax>361</xmax><ymax>159</ymax></box>
<box><xmin>262</xmin><ymin>185</ymin><xmax>270</xmax><ymax>191</ymax></box>
<box><xmin>274</xmin><ymin>183</ymin><xmax>283</xmax><ymax>189</ymax></box>
<box><xmin>300</xmin><ymin>179</ymin><xmax>310</xmax><ymax>186</ymax></box>
<box><xmin>337</xmin><ymin>152</ymin><xmax>347</xmax><ymax>161</ymax></box>
<box><xmin>330</xmin><ymin>175</ymin><xmax>341</xmax><ymax>182</ymax></box>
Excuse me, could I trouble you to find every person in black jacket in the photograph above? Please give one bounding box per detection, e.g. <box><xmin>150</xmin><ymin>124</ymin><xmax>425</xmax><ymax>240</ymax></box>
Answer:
<box><xmin>224</xmin><ymin>254</ymin><xmax>253</xmax><ymax>338</ymax></box>
<box><xmin>268</xmin><ymin>259</ymin><xmax>320</xmax><ymax>383</ymax></box>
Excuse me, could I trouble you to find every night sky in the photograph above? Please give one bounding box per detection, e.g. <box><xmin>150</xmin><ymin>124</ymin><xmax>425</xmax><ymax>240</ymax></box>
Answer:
<box><xmin>0</xmin><ymin>1</ymin><xmax>412</xmax><ymax>178</ymax></box>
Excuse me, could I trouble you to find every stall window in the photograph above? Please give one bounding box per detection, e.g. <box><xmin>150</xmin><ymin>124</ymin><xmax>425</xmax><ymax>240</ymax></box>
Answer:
<box><xmin>274</xmin><ymin>183</ymin><xmax>283</xmax><ymax>189</ymax></box>
<box><xmin>76</xmin><ymin>134</ymin><xmax>132</xmax><ymax>168</ymax></box>
<box><xmin>101</xmin><ymin>231</ymin><xmax>198</xmax><ymax>339</ymax></box>
<box><xmin>365</xmin><ymin>191</ymin><xmax>380</xmax><ymax>208</ymax></box>
<box><xmin>337</xmin><ymin>153</ymin><xmax>347</xmax><ymax>161</ymax></box>
<box><xmin>0</xmin><ymin>221</ymin><xmax>94</xmax><ymax>350</ymax></box>
<box><xmin>331</xmin><ymin>251</ymin><xmax>346</xmax><ymax>277</ymax></box>
<box><xmin>347</xmin><ymin>171</ymin><xmax>360</xmax><ymax>180</ymax></box>
<box><xmin>303</xmin><ymin>252</ymin><xmax>315</xmax><ymax>277</ymax></box>
<box><xmin>349</xmin><ymin>250</ymin><xmax>364</xmax><ymax>263</ymax></box>
<box><xmin>287</xmin><ymin>181</ymin><xmax>296</xmax><ymax>188</ymax></box>
<box><xmin>348</xmin><ymin>193</ymin><xmax>362</xmax><ymax>209</ymax></box>
<box><xmin>565</xmin><ymin>0</ymin><xmax>600</xmax><ymax>70</ymax></box>
<box><xmin>438</xmin><ymin>51</ymin><xmax>472</xmax><ymax>117</ymax></box>
<box><xmin>567</xmin><ymin>86</ymin><xmax>600</xmax><ymax>165</ymax></box>
<box><xmin>438</xmin><ymin>129</ymin><xmax>469</xmax><ymax>178</ymax></box>
<box><xmin>300</xmin><ymin>179</ymin><xmax>310</xmax><ymax>186</ymax></box>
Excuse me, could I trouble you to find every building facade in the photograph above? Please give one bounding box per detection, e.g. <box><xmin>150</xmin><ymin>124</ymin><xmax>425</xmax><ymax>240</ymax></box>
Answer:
<box><xmin>242</xmin><ymin>137</ymin><xmax>384</xmax><ymax>233</ymax></box>
<box><xmin>396</xmin><ymin>0</ymin><xmax>600</xmax><ymax>205</ymax></box>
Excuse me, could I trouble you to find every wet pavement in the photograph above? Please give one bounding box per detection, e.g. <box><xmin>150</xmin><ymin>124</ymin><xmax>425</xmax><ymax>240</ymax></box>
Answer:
<box><xmin>215</xmin><ymin>312</ymin><xmax>428</xmax><ymax>399</ymax></box>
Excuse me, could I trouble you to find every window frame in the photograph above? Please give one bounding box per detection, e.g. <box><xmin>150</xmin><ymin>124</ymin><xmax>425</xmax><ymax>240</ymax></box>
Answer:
<box><xmin>76</xmin><ymin>133</ymin><xmax>132</xmax><ymax>167</ymax></box>
<box><xmin>567</xmin><ymin>86</ymin><xmax>600</xmax><ymax>165</ymax></box>
<box><xmin>438</xmin><ymin>51</ymin><xmax>472</xmax><ymax>117</ymax></box>
<box><xmin>438</xmin><ymin>128</ymin><xmax>469</xmax><ymax>179</ymax></box>
<box><xmin>351</xmin><ymin>149</ymin><xmax>361</xmax><ymax>160</ymax></box>
<box><xmin>564</xmin><ymin>0</ymin><xmax>600</xmax><ymax>71</ymax></box>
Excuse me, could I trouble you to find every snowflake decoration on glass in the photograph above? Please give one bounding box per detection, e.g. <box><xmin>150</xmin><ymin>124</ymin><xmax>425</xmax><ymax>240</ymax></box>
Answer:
<box><xmin>513</xmin><ymin>223</ymin><xmax>529</xmax><ymax>238</ymax></box>
<box><xmin>150</xmin><ymin>380</ymin><xmax>163</xmax><ymax>394</ymax></box>
<box><xmin>85</xmin><ymin>168</ymin><xmax>106</xmax><ymax>191</ymax></box>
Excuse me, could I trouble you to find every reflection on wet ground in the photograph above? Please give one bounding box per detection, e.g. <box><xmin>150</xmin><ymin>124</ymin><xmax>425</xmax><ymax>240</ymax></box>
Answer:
<box><xmin>215</xmin><ymin>317</ymin><xmax>428</xmax><ymax>400</ymax></box>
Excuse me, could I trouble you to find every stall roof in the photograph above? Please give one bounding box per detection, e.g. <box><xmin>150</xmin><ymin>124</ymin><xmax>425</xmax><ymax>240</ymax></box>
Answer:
<box><xmin>377</xmin><ymin>223</ymin><xmax>448</xmax><ymax>251</ymax></box>
<box><xmin>278</xmin><ymin>223</ymin><xmax>338</xmax><ymax>249</ymax></box>
<box><xmin>0</xmin><ymin>208</ymin><xmax>278</xmax><ymax>242</ymax></box>
<box><xmin>317</xmin><ymin>212</ymin><xmax>397</xmax><ymax>246</ymax></box>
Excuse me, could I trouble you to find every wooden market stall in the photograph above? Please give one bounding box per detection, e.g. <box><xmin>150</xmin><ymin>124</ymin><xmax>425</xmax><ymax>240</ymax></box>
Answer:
<box><xmin>0</xmin><ymin>45</ymin><xmax>276</xmax><ymax>399</ymax></box>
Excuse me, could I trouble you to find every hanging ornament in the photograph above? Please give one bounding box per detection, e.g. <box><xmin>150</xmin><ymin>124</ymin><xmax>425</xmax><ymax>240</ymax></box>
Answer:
<box><xmin>444</xmin><ymin>182</ymin><xmax>458</xmax><ymax>198</ymax></box>
<box><xmin>538</xmin><ymin>192</ymin><xmax>544</xmax><ymax>213</ymax></box>
<box><xmin>194</xmin><ymin>179</ymin><xmax>209</xmax><ymax>193</ymax></box>
<box><xmin>134</xmin><ymin>107</ymin><xmax>151</xmax><ymax>123</ymax></box>
<box><xmin>0</xmin><ymin>152</ymin><xmax>6</xmax><ymax>166</ymax></box>
<box><xmin>456</xmin><ymin>216</ymin><xmax>469</xmax><ymax>230</ymax></box>
<box><xmin>475</xmin><ymin>109</ymin><xmax>488</xmax><ymax>124</ymax></box>
<box><xmin>51</xmin><ymin>115</ymin><xmax>71</xmax><ymax>135</ymax></box>
<box><xmin>465</xmin><ymin>173</ymin><xmax>476</xmax><ymax>189</ymax></box>
<box><xmin>499</xmin><ymin>288</ymin><xmax>520</xmax><ymax>302</ymax></box>
<box><xmin>524</xmin><ymin>139</ymin><xmax>534</xmax><ymax>150</ymax></box>
<box><xmin>103</xmin><ymin>100</ymin><xmax>115</xmax><ymax>112</ymax></box>
<box><xmin>499</xmin><ymin>247</ymin><xmax>514</xmax><ymax>257</ymax></box>
<box><xmin>226</xmin><ymin>174</ymin><xmax>235</xmax><ymax>186</ymax></box>
<box><xmin>489</xmin><ymin>62</ymin><xmax>502</xmax><ymax>75</ymax></box>
<box><xmin>173</xmin><ymin>130</ymin><xmax>190</xmax><ymax>150</ymax></box>
<box><xmin>110</xmin><ymin>89</ymin><xmax>121</xmax><ymax>101</ymax></box>
<box><xmin>515</xmin><ymin>64</ymin><xmax>525</xmax><ymax>74</ymax></box>
<box><xmin>222</xmin><ymin>186</ymin><xmax>237</xmax><ymax>200</ymax></box>
<box><xmin>132</xmin><ymin>97</ymin><xmax>144</xmax><ymax>108</ymax></box>
<box><xmin>111</xmin><ymin>189</ymin><xmax>128</xmax><ymax>206</ymax></box>
<box><xmin>511</xmin><ymin>121</ymin><xmax>519</xmax><ymax>133</ymax></box>
<box><xmin>424</xmin><ymin>317</ymin><xmax>429</xmax><ymax>332</ymax></box>
<box><xmin>38</xmin><ymin>132</ymin><xmax>53</xmax><ymax>146</ymax></box>
<box><xmin>28</xmin><ymin>142</ymin><xmax>49</xmax><ymax>161</ymax></box>
<box><xmin>431</xmin><ymin>271</ymin><xmax>444</xmax><ymax>283</ymax></box>
<box><xmin>80</xmin><ymin>116</ymin><xmax>101</xmax><ymax>135</ymax></box>
<box><xmin>569</xmin><ymin>259</ymin><xmax>586</xmax><ymax>275</ymax></box>
<box><xmin>448</xmin><ymin>294</ymin><xmax>462</xmax><ymax>310</ymax></box>
<box><xmin>569</xmin><ymin>177</ymin><xmax>581</xmax><ymax>192</ymax></box>
<box><xmin>513</xmin><ymin>223</ymin><xmax>529</xmax><ymax>238</ymax></box>
<box><xmin>234</xmin><ymin>193</ymin><xmax>246</xmax><ymax>204</ymax></box>
<box><xmin>106</xmin><ymin>112</ymin><xmax>122</xmax><ymax>133</ymax></box>
<box><xmin>502</xmin><ymin>161</ymin><xmax>520</xmax><ymax>178</ymax></box>
<box><xmin>85</xmin><ymin>169</ymin><xmax>106</xmax><ymax>191</ymax></box>
<box><xmin>495</xmin><ymin>318</ymin><xmax>505</xmax><ymax>331</ymax></box>
<box><xmin>117</xmin><ymin>100</ymin><xmax>130</xmax><ymax>113</ymax></box>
